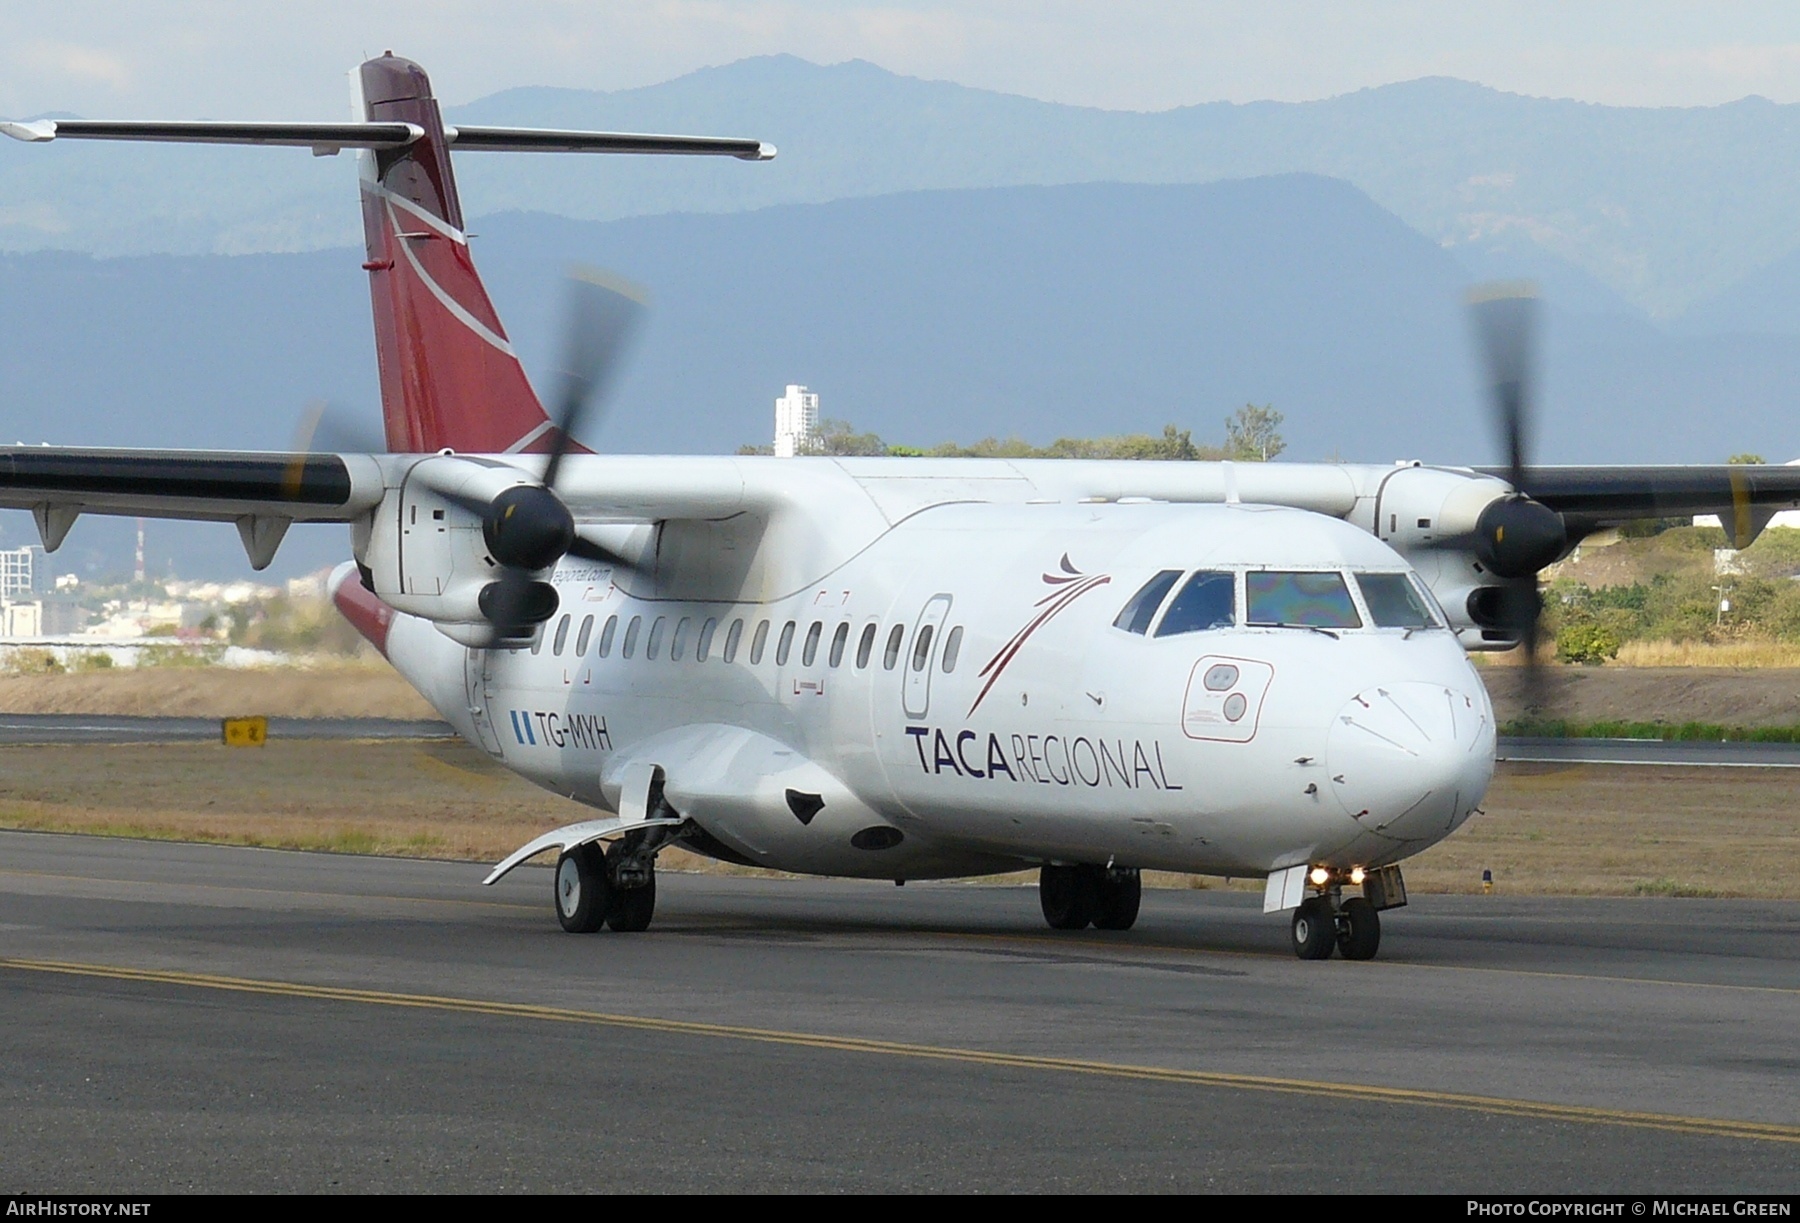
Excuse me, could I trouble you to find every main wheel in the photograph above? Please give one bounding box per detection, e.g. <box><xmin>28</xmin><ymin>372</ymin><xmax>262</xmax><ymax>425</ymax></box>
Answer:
<box><xmin>1290</xmin><ymin>896</ymin><xmax>1336</xmax><ymax>960</ymax></box>
<box><xmin>607</xmin><ymin>874</ymin><xmax>657</xmax><ymax>933</ymax></box>
<box><xmin>1039</xmin><ymin>864</ymin><xmax>1098</xmax><ymax>930</ymax></box>
<box><xmin>554</xmin><ymin>844</ymin><xmax>608</xmax><ymax>933</ymax></box>
<box><xmin>1092</xmin><ymin>869</ymin><xmax>1142</xmax><ymax>930</ymax></box>
<box><xmin>1336</xmin><ymin>896</ymin><xmax>1381</xmax><ymax>960</ymax></box>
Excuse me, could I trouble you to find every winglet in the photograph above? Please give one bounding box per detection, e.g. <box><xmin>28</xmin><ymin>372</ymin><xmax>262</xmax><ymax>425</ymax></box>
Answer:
<box><xmin>0</xmin><ymin>120</ymin><xmax>57</xmax><ymax>143</ymax></box>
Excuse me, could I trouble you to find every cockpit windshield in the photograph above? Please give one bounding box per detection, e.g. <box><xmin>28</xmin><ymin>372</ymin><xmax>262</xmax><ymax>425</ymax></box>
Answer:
<box><xmin>1355</xmin><ymin>572</ymin><xmax>1440</xmax><ymax>629</ymax></box>
<box><xmin>1114</xmin><ymin>570</ymin><xmax>1182</xmax><ymax>635</ymax></box>
<box><xmin>1154</xmin><ymin>571</ymin><xmax>1235</xmax><ymax>636</ymax></box>
<box><xmin>1246</xmin><ymin>571</ymin><xmax>1362</xmax><ymax>629</ymax></box>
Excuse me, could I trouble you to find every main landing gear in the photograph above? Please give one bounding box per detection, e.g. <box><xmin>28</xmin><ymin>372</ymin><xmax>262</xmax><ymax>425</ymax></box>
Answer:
<box><xmin>554</xmin><ymin>831</ymin><xmax>661</xmax><ymax>934</ymax></box>
<box><xmin>1039</xmin><ymin>864</ymin><xmax>1142</xmax><ymax>931</ymax></box>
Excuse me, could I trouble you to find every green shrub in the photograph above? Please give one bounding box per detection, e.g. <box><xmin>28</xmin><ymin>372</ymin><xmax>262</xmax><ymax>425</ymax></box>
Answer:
<box><xmin>1555</xmin><ymin>619</ymin><xmax>1621</xmax><ymax>664</ymax></box>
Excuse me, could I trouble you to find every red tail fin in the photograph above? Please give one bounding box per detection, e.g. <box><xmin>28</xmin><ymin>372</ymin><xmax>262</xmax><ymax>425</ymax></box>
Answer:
<box><xmin>357</xmin><ymin>55</ymin><xmax>556</xmax><ymax>455</ymax></box>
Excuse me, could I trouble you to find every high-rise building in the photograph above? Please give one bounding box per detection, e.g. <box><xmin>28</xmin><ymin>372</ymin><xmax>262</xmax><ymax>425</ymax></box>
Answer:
<box><xmin>0</xmin><ymin>545</ymin><xmax>46</xmax><ymax>598</ymax></box>
<box><xmin>773</xmin><ymin>385</ymin><xmax>819</xmax><ymax>457</ymax></box>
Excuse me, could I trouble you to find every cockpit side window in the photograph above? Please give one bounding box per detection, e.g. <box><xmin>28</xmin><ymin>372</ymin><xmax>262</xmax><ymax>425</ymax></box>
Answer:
<box><xmin>1154</xmin><ymin>571</ymin><xmax>1236</xmax><ymax>637</ymax></box>
<box><xmin>1356</xmin><ymin>572</ymin><xmax>1439</xmax><ymax>629</ymax></box>
<box><xmin>1247</xmin><ymin>571</ymin><xmax>1362</xmax><ymax>629</ymax></box>
<box><xmin>1113</xmin><ymin>570</ymin><xmax>1182</xmax><ymax>635</ymax></box>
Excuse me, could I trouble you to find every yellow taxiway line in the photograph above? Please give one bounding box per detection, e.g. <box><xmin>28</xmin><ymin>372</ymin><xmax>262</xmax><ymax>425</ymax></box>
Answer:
<box><xmin>5</xmin><ymin>954</ymin><xmax>1797</xmax><ymax>1146</ymax></box>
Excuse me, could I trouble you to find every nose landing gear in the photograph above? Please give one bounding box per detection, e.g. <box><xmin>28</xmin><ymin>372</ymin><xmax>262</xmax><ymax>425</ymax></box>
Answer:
<box><xmin>1287</xmin><ymin>888</ymin><xmax>1384</xmax><ymax>960</ymax></box>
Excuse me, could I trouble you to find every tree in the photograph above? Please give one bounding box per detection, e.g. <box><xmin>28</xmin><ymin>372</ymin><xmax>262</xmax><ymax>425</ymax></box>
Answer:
<box><xmin>1727</xmin><ymin>453</ymin><xmax>1766</xmax><ymax>465</ymax></box>
<box><xmin>1225</xmin><ymin>404</ymin><xmax>1285</xmax><ymax>461</ymax></box>
<box><xmin>807</xmin><ymin>419</ymin><xmax>890</xmax><ymax>457</ymax></box>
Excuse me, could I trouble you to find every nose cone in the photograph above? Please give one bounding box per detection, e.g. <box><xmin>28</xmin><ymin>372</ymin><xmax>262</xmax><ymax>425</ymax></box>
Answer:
<box><xmin>1327</xmin><ymin>682</ymin><xmax>1494</xmax><ymax>849</ymax></box>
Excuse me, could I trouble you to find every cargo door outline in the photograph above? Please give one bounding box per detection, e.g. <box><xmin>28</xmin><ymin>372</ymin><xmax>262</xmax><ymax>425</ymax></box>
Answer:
<box><xmin>465</xmin><ymin>646</ymin><xmax>504</xmax><ymax>756</ymax></box>
<box><xmin>903</xmin><ymin>594</ymin><xmax>952</xmax><ymax>719</ymax></box>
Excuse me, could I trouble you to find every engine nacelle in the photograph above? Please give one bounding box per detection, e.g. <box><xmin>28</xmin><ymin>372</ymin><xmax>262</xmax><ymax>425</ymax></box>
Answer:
<box><xmin>354</xmin><ymin>454</ymin><xmax>565</xmax><ymax>640</ymax></box>
<box><xmin>1362</xmin><ymin>464</ymin><xmax>1548</xmax><ymax>648</ymax></box>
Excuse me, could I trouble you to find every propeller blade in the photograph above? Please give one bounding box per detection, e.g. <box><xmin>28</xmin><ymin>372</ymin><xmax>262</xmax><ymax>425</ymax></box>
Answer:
<box><xmin>1467</xmin><ymin>282</ymin><xmax>1539</xmax><ymax>495</ymax></box>
<box><xmin>291</xmin><ymin>398</ymin><xmax>384</xmax><ymax>455</ymax></box>
<box><xmin>541</xmin><ymin>266</ymin><xmax>649</xmax><ymax>490</ymax></box>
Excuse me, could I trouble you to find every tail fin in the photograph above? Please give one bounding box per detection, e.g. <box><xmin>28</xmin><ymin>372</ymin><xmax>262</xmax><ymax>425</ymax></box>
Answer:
<box><xmin>4</xmin><ymin>54</ymin><xmax>774</xmax><ymax>456</ymax></box>
<box><xmin>357</xmin><ymin>56</ymin><xmax>554</xmax><ymax>455</ymax></box>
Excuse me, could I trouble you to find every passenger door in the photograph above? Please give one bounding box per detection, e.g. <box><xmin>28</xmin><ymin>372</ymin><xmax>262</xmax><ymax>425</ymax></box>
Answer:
<box><xmin>902</xmin><ymin>594</ymin><xmax>952</xmax><ymax>719</ymax></box>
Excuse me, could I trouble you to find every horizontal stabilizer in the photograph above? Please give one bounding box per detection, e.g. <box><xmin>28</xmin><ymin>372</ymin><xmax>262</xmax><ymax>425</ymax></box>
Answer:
<box><xmin>445</xmin><ymin>125</ymin><xmax>774</xmax><ymax>160</ymax></box>
<box><xmin>0</xmin><ymin>119</ymin><xmax>422</xmax><ymax>154</ymax></box>
<box><xmin>2</xmin><ymin>118</ymin><xmax>774</xmax><ymax>160</ymax></box>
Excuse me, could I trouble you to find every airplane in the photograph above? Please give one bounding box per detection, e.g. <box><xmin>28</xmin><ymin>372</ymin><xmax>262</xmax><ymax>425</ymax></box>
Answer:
<box><xmin>6</xmin><ymin>53</ymin><xmax>1800</xmax><ymax>960</ymax></box>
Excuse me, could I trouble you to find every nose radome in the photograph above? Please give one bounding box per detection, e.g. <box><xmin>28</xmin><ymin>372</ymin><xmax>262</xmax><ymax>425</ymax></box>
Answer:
<box><xmin>1326</xmin><ymin>682</ymin><xmax>1495</xmax><ymax>845</ymax></box>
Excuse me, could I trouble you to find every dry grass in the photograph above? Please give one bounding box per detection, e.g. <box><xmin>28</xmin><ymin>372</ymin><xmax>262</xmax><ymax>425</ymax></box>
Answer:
<box><xmin>1404</xmin><ymin>762</ymin><xmax>1800</xmax><ymax>898</ymax></box>
<box><xmin>1</xmin><ymin>741</ymin><xmax>1794</xmax><ymax>899</ymax></box>
<box><xmin>1612</xmin><ymin>640</ymin><xmax>1800</xmax><ymax>668</ymax></box>
<box><xmin>0</xmin><ymin>662</ymin><xmax>435</xmax><ymax>719</ymax></box>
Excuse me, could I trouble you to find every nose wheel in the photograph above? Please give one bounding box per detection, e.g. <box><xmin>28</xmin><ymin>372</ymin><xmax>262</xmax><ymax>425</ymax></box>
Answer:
<box><xmin>1290</xmin><ymin>896</ymin><xmax>1336</xmax><ymax>959</ymax></box>
<box><xmin>1288</xmin><ymin>893</ymin><xmax>1383</xmax><ymax>960</ymax></box>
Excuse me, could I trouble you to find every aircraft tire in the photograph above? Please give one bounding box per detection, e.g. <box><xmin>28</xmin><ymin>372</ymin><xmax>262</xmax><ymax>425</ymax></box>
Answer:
<box><xmin>1092</xmin><ymin>869</ymin><xmax>1142</xmax><ymax>930</ymax></box>
<box><xmin>607</xmin><ymin>873</ymin><xmax>657</xmax><ymax>933</ymax></box>
<box><xmin>1039</xmin><ymin>864</ymin><xmax>1098</xmax><ymax>930</ymax></box>
<box><xmin>555</xmin><ymin>844</ymin><xmax>609</xmax><ymax>934</ymax></box>
<box><xmin>1336</xmin><ymin>896</ymin><xmax>1381</xmax><ymax>960</ymax></box>
<box><xmin>1290</xmin><ymin>896</ymin><xmax>1336</xmax><ymax>960</ymax></box>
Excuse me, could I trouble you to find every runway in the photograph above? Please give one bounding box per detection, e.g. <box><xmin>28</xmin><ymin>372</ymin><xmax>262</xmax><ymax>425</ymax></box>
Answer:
<box><xmin>0</xmin><ymin>714</ymin><xmax>454</xmax><ymax>744</ymax></box>
<box><xmin>1</xmin><ymin>830</ymin><xmax>1795</xmax><ymax>1192</ymax></box>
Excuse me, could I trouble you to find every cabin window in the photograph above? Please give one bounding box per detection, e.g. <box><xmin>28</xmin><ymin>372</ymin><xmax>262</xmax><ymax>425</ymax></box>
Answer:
<box><xmin>1356</xmin><ymin>572</ymin><xmax>1438</xmax><ymax>629</ymax></box>
<box><xmin>855</xmin><ymin>623</ymin><xmax>877</xmax><ymax>669</ymax></box>
<box><xmin>724</xmin><ymin>618</ymin><xmax>744</xmax><ymax>663</ymax></box>
<box><xmin>671</xmin><ymin>616</ymin><xmax>692</xmax><ymax>661</ymax></box>
<box><xmin>1113</xmin><ymin>570</ymin><xmax>1182</xmax><ymax>635</ymax></box>
<box><xmin>575</xmin><ymin>615</ymin><xmax>594</xmax><ymax>656</ymax></box>
<box><xmin>697</xmin><ymin>617</ymin><xmax>718</xmax><ymax>661</ymax></box>
<box><xmin>940</xmin><ymin>625</ymin><xmax>963</xmax><ymax>672</ymax></box>
<box><xmin>801</xmin><ymin>621</ymin><xmax>824</xmax><ymax>666</ymax></box>
<box><xmin>1247</xmin><ymin>571</ymin><xmax>1362</xmax><ymax>630</ymax></box>
<box><xmin>622</xmin><ymin>615</ymin><xmax>642</xmax><ymax>659</ymax></box>
<box><xmin>911</xmin><ymin>624</ymin><xmax>935</xmax><ymax>672</ymax></box>
<box><xmin>828</xmin><ymin>622</ymin><xmax>851</xmax><ymax>667</ymax></box>
<box><xmin>883</xmin><ymin>624</ymin><xmax>904</xmax><ymax>670</ymax></box>
<box><xmin>597</xmin><ymin>614</ymin><xmax>618</xmax><ymax>658</ymax></box>
<box><xmin>552</xmin><ymin>615</ymin><xmax>571</xmax><ymax>656</ymax></box>
<box><xmin>647</xmin><ymin>616</ymin><xmax>667</xmax><ymax>659</ymax></box>
<box><xmin>750</xmin><ymin>619</ymin><xmax>770</xmax><ymax>665</ymax></box>
<box><xmin>1155</xmin><ymin>571</ymin><xmax>1236</xmax><ymax>637</ymax></box>
<box><xmin>776</xmin><ymin>621</ymin><xmax>796</xmax><ymax>666</ymax></box>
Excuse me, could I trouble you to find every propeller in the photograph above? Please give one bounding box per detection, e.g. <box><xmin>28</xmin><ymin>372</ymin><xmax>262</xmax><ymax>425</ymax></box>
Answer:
<box><xmin>290</xmin><ymin>398</ymin><xmax>384</xmax><ymax>455</ymax></box>
<box><xmin>469</xmin><ymin>267</ymin><xmax>650</xmax><ymax>643</ymax></box>
<box><xmin>1466</xmin><ymin>282</ymin><xmax>1560</xmax><ymax>716</ymax></box>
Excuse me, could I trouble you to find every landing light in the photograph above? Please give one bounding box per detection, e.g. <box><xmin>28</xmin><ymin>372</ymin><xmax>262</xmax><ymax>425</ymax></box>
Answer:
<box><xmin>1309</xmin><ymin>867</ymin><xmax>1330</xmax><ymax>886</ymax></box>
<box><xmin>1350</xmin><ymin>866</ymin><xmax>1366</xmax><ymax>886</ymax></box>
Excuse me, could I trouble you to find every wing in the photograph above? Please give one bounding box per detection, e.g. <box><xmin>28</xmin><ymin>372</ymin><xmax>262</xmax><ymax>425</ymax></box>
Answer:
<box><xmin>0</xmin><ymin>447</ymin><xmax>385</xmax><ymax>568</ymax></box>
<box><xmin>1482</xmin><ymin>464</ymin><xmax>1800</xmax><ymax>546</ymax></box>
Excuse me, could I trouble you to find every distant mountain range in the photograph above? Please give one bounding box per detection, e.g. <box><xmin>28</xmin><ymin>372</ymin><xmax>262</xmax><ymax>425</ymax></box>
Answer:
<box><xmin>6</xmin><ymin>56</ymin><xmax>1800</xmax><ymax>317</ymax></box>
<box><xmin>5</xmin><ymin>174</ymin><xmax>1800</xmax><ymax>579</ymax></box>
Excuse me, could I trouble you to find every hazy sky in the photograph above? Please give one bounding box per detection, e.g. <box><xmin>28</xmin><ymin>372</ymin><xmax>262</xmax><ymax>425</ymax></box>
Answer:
<box><xmin>6</xmin><ymin>2</ymin><xmax>1800</xmax><ymax>117</ymax></box>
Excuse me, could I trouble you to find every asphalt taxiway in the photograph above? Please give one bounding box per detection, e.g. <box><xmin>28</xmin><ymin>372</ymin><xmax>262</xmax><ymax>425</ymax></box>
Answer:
<box><xmin>1</xmin><ymin>829</ymin><xmax>1795</xmax><ymax>1192</ymax></box>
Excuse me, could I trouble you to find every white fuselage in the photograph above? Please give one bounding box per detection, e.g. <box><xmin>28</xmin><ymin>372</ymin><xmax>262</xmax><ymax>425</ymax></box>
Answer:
<box><xmin>374</xmin><ymin>486</ymin><xmax>1496</xmax><ymax>884</ymax></box>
